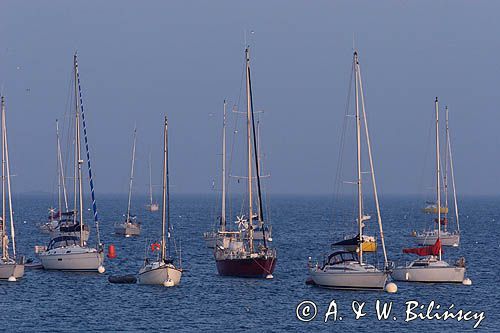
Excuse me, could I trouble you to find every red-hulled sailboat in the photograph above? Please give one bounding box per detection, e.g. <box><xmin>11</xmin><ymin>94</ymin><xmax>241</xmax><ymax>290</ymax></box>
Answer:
<box><xmin>214</xmin><ymin>46</ymin><xmax>276</xmax><ymax>279</ymax></box>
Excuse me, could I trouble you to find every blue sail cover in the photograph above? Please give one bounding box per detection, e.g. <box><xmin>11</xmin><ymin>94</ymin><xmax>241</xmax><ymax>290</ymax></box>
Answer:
<box><xmin>75</xmin><ymin>56</ymin><xmax>101</xmax><ymax>247</ymax></box>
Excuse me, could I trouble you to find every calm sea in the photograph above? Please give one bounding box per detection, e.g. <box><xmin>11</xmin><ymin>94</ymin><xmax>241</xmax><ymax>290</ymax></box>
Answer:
<box><xmin>0</xmin><ymin>194</ymin><xmax>498</xmax><ymax>332</ymax></box>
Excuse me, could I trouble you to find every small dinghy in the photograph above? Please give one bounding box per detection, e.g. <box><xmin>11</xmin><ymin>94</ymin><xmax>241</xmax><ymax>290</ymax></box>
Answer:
<box><xmin>108</xmin><ymin>274</ymin><xmax>137</xmax><ymax>284</ymax></box>
<box><xmin>24</xmin><ymin>258</ymin><xmax>43</xmax><ymax>270</ymax></box>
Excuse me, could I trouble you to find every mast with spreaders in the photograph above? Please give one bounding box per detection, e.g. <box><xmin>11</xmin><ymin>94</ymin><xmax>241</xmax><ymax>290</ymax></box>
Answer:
<box><xmin>435</xmin><ymin>97</ymin><xmax>442</xmax><ymax>261</ymax></box>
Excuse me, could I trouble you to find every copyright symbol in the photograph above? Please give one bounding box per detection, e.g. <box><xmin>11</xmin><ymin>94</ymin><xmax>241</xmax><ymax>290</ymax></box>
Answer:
<box><xmin>296</xmin><ymin>300</ymin><xmax>317</xmax><ymax>322</ymax></box>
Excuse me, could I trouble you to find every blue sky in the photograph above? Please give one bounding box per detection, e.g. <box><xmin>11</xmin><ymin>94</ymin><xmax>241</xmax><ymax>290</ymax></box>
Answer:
<box><xmin>0</xmin><ymin>1</ymin><xmax>498</xmax><ymax>195</ymax></box>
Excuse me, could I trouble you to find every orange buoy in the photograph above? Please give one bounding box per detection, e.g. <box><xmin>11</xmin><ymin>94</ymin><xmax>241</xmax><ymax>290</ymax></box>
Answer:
<box><xmin>107</xmin><ymin>244</ymin><xmax>117</xmax><ymax>259</ymax></box>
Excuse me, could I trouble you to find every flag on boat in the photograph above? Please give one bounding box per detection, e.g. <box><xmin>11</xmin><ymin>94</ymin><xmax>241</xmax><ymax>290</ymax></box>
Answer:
<box><xmin>403</xmin><ymin>238</ymin><xmax>441</xmax><ymax>256</ymax></box>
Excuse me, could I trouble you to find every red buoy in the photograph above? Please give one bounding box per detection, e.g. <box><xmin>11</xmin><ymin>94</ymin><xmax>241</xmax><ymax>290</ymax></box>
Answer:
<box><xmin>107</xmin><ymin>244</ymin><xmax>117</xmax><ymax>259</ymax></box>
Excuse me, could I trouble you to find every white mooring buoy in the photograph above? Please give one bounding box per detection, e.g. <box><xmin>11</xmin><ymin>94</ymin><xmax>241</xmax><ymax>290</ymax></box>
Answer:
<box><xmin>385</xmin><ymin>282</ymin><xmax>398</xmax><ymax>293</ymax></box>
<box><xmin>163</xmin><ymin>279</ymin><xmax>175</xmax><ymax>287</ymax></box>
<box><xmin>462</xmin><ymin>278</ymin><xmax>472</xmax><ymax>286</ymax></box>
<box><xmin>98</xmin><ymin>265</ymin><xmax>105</xmax><ymax>274</ymax></box>
<box><xmin>8</xmin><ymin>276</ymin><xmax>17</xmax><ymax>282</ymax></box>
<box><xmin>266</xmin><ymin>274</ymin><xmax>274</xmax><ymax>280</ymax></box>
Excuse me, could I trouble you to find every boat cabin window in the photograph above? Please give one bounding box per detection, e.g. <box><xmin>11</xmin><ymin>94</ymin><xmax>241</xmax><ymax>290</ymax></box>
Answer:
<box><xmin>327</xmin><ymin>251</ymin><xmax>358</xmax><ymax>265</ymax></box>
<box><xmin>47</xmin><ymin>236</ymin><xmax>80</xmax><ymax>250</ymax></box>
<box><xmin>412</xmin><ymin>261</ymin><xmax>429</xmax><ymax>267</ymax></box>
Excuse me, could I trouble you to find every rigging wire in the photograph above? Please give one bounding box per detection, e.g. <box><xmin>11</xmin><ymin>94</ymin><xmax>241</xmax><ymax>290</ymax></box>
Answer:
<box><xmin>331</xmin><ymin>57</ymin><xmax>355</xmax><ymax>238</ymax></box>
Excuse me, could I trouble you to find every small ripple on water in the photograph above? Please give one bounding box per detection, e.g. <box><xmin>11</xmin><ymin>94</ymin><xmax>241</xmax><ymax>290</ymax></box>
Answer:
<box><xmin>1</xmin><ymin>194</ymin><xmax>498</xmax><ymax>332</ymax></box>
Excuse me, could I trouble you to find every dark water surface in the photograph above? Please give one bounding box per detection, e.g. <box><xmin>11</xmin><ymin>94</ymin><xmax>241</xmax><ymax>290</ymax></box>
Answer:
<box><xmin>1</xmin><ymin>194</ymin><xmax>498</xmax><ymax>332</ymax></box>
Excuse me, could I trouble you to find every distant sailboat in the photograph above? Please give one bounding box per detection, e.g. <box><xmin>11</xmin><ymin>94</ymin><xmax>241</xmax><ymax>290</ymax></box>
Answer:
<box><xmin>392</xmin><ymin>98</ymin><xmax>466</xmax><ymax>283</ymax></box>
<box><xmin>40</xmin><ymin>120</ymin><xmax>90</xmax><ymax>242</ymax></box>
<box><xmin>416</xmin><ymin>106</ymin><xmax>460</xmax><ymax>247</ymax></box>
<box><xmin>115</xmin><ymin>127</ymin><xmax>141</xmax><ymax>236</ymax></box>
<box><xmin>203</xmin><ymin>100</ymin><xmax>228</xmax><ymax>249</ymax></box>
<box><xmin>308</xmin><ymin>51</ymin><xmax>389</xmax><ymax>290</ymax></box>
<box><xmin>39</xmin><ymin>54</ymin><xmax>104</xmax><ymax>273</ymax></box>
<box><xmin>0</xmin><ymin>96</ymin><xmax>24</xmax><ymax>281</ymax></box>
<box><xmin>138</xmin><ymin>117</ymin><xmax>182</xmax><ymax>286</ymax></box>
<box><xmin>146</xmin><ymin>152</ymin><xmax>159</xmax><ymax>212</ymax></box>
<box><xmin>40</xmin><ymin>120</ymin><xmax>67</xmax><ymax>234</ymax></box>
<box><xmin>204</xmin><ymin>101</ymin><xmax>271</xmax><ymax>249</ymax></box>
<box><xmin>214</xmin><ymin>47</ymin><xmax>276</xmax><ymax>279</ymax></box>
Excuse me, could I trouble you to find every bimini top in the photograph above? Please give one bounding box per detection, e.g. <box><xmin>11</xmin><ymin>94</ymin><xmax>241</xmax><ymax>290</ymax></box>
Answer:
<box><xmin>47</xmin><ymin>235</ymin><xmax>80</xmax><ymax>250</ymax></box>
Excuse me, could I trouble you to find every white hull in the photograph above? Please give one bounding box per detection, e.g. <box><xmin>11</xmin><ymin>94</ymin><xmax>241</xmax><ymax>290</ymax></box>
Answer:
<box><xmin>138</xmin><ymin>261</ymin><xmax>182</xmax><ymax>286</ymax></box>
<box><xmin>415</xmin><ymin>231</ymin><xmax>460</xmax><ymax>246</ymax></box>
<box><xmin>39</xmin><ymin>246</ymin><xmax>104</xmax><ymax>271</ymax></box>
<box><xmin>392</xmin><ymin>259</ymin><xmax>465</xmax><ymax>283</ymax></box>
<box><xmin>0</xmin><ymin>262</ymin><xmax>24</xmax><ymax>280</ymax></box>
<box><xmin>114</xmin><ymin>222</ymin><xmax>141</xmax><ymax>236</ymax></box>
<box><xmin>146</xmin><ymin>204</ymin><xmax>159</xmax><ymax>212</ymax></box>
<box><xmin>309</xmin><ymin>265</ymin><xmax>388</xmax><ymax>290</ymax></box>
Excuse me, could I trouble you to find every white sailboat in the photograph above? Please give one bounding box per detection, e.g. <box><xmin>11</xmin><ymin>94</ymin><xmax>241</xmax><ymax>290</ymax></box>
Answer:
<box><xmin>146</xmin><ymin>152</ymin><xmax>159</xmax><ymax>212</ymax></box>
<box><xmin>0</xmin><ymin>96</ymin><xmax>24</xmax><ymax>281</ymax></box>
<box><xmin>308</xmin><ymin>51</ymin><xmax>389</xmax><ymax>290</ymax></box>
<box><xmin>416</xmin><ymin>106</ymin><xmax>460</xmax><ymax>246</ymax></box>
<box><xmin>138</xmin><ymin>117</ymin><xmax>182</xmax><ymax>286</ymax></box>
<box><xmin>39</xmin><ymin>120</ymin><xmax>68</xmax><ymax>234</ymax></box>
<box><xmin>115</xmin><ymin>127</ymin><xmax>141</xmax><ymax>236</ymax></box>
<box><xmin>39</xmin><ymin>54</ymin><xmax>104</xmax><ymax>273</ymax></box>
<box><xmin>203</xmin><ymin>100</ymin><xmax>228</xmax><ymax>249</ymax></box>
<box><xmin>41</xmin><ymin>120</ymin><xmax>90</xmax><ymax>241</ymax></box>
<box><xmin>392</xmin><ymin>98</ymin><xmax>466</xmax><ymax>283</ymax></box>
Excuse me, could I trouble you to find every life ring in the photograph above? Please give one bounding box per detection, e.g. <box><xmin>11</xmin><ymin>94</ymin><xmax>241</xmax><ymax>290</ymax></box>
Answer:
<box><xmin>150</xmin><ymin>242</ymin><xmax>161</xmax><ymax>252</ymax></box>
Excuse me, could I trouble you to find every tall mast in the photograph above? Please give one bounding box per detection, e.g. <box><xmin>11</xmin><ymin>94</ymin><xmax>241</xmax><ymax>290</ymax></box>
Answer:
<box><xmin>256</xmin><ymin>120</ymin><xmax>262</xmax><ymax>223</ymax></box>
<box><xmin>4</xmin><ymin>100</ymin><xmax>16</xmax><ymax>259</ymax></box>
<box><xmin>221</xmin><ymin>100</ymin><xmax>226</xmax><ymax>231</ymax></box>
<box><xmin>74</xmin><ymin>54</ymin><xmax>85</xmax><ymax>246</ymax></box>
<box><xmin>166</xmin><ymin>120</ymin><xmax>171</xmax><ymax>260</ymax></box>
<box><xmin>57</xmin><ymin>119</ymin><xmax>69</xmax><ymax>213</ymax></box>
<box><xmin>126</xmin><ymin>127</ymin><xmax>137</xmax><ymax>222</ymax></box>
<box><xmin>1</xmin><ymin>97</ymin><xmax>7</xmax><ymax>260</ymax></box>
<box><xmin>435</xmin><ymin>97</ymin><xmax>442</xmax><ymax>260</ymax></box>
<box><xmin>161</xmin><ymin>116</ymin><xmax>168</xmax><ymax>261</ymax></box>
<box><xmin>447</xmin><ymin>108</ymin><xmax>460</xmax><ymax>233</ymax></box>
<box><xmin>247</xmin><ymin>54</ymin><xmax>267</xmax><ymax>248</ymax></box>
<box><xmin>149</xmin><ymin>151</ymin><xmax>153</xmax><ymax>206</ymax></box>
<box><xmin>75</xmin><ymin>54</ymin><xmax>101</xmax><ymax>249</ymax></box>
<box><xmin>443</xmin><ymin>106</ymin><xmax>449</xmax><ymax>231</ymax></box>
<box><xmin>354</xmin><ymin>51</ymin><xmax>363</xmax><ymax>265</ymax></box>
<box><xmin>57</xmin><ymin>120</ymin><xmax>62</xmax><ymax>217</ymax></box>
<box><xmin>356</xmin><ymin>56</ymin><xmax>388</xmax><ymax>266</ymax></box>
<box><xmin>73</xmin><ymin>55</ymin><xmax>79</xmax><ymax>229</ymax></box>
<box><xmin>245</xmin><ymin>47</ymin><xmax>254</xmax><ymax>252</ymax></box>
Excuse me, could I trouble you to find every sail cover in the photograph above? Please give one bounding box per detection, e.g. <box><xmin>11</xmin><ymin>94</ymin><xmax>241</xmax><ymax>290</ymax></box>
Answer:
<box><xmin>332</xmin><ymin>234</ymin><xmax>360</xmax><ymax>247</ymax></box>
<box><xmin>403</xmin><ymin>238</ymin><xmax>441</xmax><ymax>256</ymax></box>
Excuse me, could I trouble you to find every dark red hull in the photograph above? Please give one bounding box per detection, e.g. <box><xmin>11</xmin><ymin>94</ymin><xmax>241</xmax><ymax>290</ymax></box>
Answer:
<box><xmin>216</xmin><ymin>256</ymin><xmax>276</xmax><ymax>278</ymax></box>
